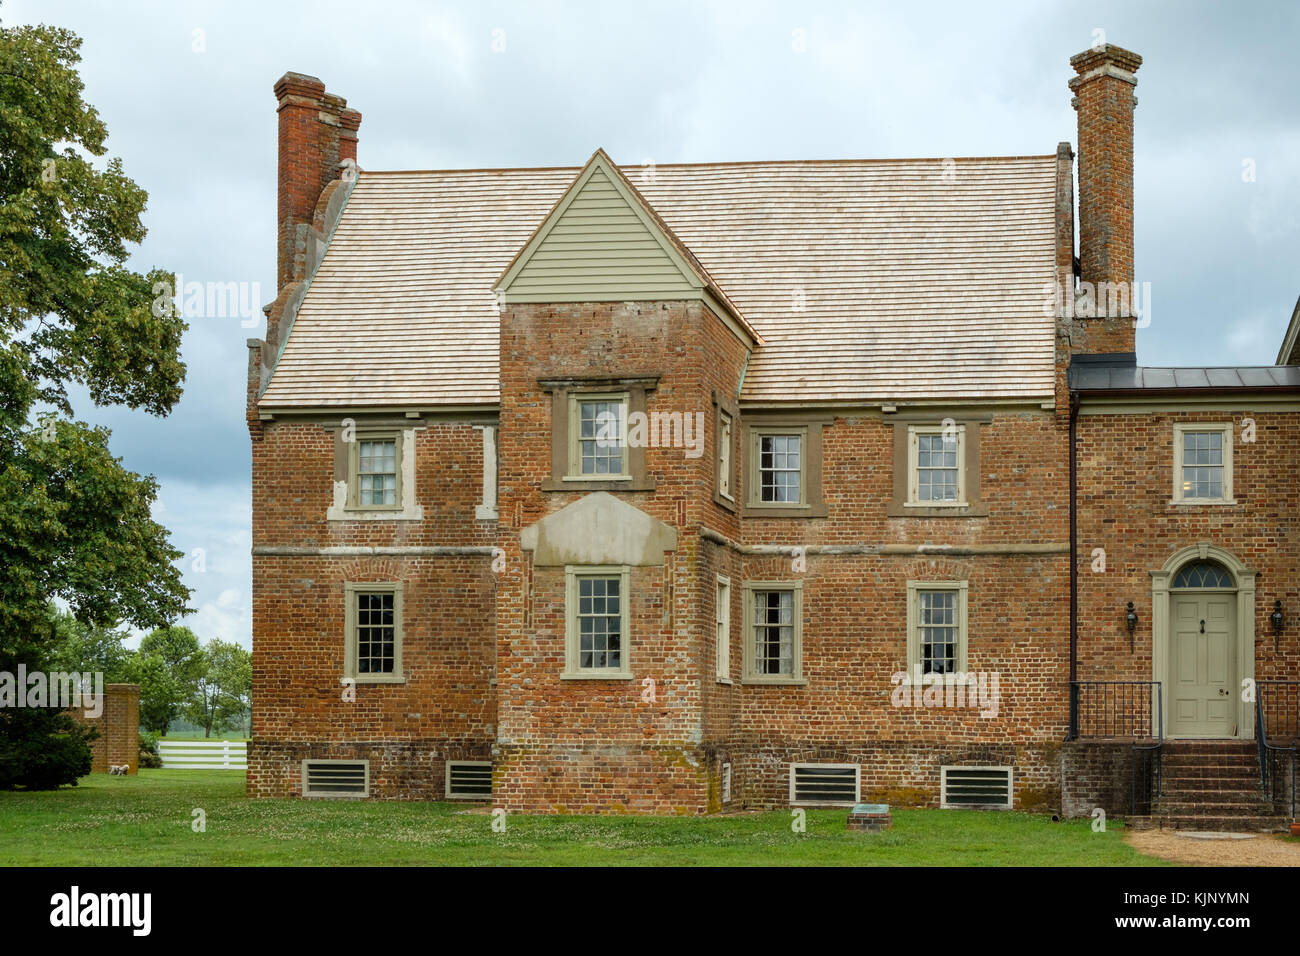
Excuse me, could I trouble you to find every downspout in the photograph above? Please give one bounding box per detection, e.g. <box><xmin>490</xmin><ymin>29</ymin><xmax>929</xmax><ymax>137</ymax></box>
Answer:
<box><xmin>1068</xmin><ymin>389</ymin><xmax>1080</xmax><ymax>740</ymax></box>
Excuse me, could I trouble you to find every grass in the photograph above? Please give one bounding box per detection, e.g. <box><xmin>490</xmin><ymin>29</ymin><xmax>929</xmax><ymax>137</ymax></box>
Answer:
<box><xmin>0</xmin><ymin>770</ymin><xmax>1168</xmax><ymax>866</ymax></box>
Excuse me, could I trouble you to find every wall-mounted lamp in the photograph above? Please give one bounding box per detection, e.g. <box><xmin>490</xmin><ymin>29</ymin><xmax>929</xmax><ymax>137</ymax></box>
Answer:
<box><xmin>1125</xmin><ymin>601</ymin><xmax>1139</xmax><ymax>652</ymax></box>
<box><xmin>1271</xmin><ymin>600</ymin><xmax>1284</xmax><ymax>650</ymax></box>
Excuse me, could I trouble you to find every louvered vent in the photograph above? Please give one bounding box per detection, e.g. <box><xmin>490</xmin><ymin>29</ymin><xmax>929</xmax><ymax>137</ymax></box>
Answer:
<box><xmin>302</xmin><ymin>759</ymin><xmax>368</xmax><ymax>798</ymax></box>
<box><xmin>445</xmin><ymin>761</ymin><xmax>493</xmax><ymax>799</ymax></box>
<box><xmin>789</xmin><ymin>763</ymin><xmax>860</xmax><ymax>806</ymax></box>
<box><xmin>941</xmin><ymin>766</ymin><xmax>1013</xmax><ymax>809</ymax></box>
<box><xmin>721</xmin><ymin>763</ymin><xmax>732</xmax><ymax>805</ymax></box>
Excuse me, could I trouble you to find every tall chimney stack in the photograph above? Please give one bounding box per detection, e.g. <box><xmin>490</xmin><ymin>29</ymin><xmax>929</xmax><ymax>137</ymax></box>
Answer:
<box><xmin>1069</xmin><ymin>44</ymin><xmax>1141</xmax><ymax>353</ymax></box>
<box><xmin>274</xmin><ymin>72</ymin><xmax>361</xmax><ymax>291</ymax></box>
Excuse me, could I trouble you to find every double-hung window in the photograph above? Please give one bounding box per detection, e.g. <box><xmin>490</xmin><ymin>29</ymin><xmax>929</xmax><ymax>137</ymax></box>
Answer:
<box><xmin>1172</xmin><ymin>424</ymin><xmax>1234</xmax><ymax>504</ymax></box>
<box><xmin>563</xmin><ymin>566</ymin><xmax>632</xmax><ymax>679</ymax></box>
<box><xmin>568</xmin><ymin>393</ymin><xmax>629</xmax><ymax>479</ymax></box>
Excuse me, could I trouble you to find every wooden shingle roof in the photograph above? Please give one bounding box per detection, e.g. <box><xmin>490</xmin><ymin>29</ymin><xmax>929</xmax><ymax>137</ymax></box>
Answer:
<box><xmin>259</xmin><ymin>155</ymin><xmax>1059</xmax><ymax>408</ymax></box>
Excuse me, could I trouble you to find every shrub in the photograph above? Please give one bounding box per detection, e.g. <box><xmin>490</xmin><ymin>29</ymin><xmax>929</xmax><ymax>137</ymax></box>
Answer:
<box><xmin>0</xmin><ymin>708</ymin><xmax>96</xmax><ymax>790</ymax></box>
<box><xmin>138</xmin><ymin>730</ymin><xmax>162</xmax><ymax>769</ymax></box>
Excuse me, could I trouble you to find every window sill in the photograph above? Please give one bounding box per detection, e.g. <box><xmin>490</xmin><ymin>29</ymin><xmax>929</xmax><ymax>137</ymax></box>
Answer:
<box><xmin>886</xmin><ymin>502</ymin><xmax>989</xmax><ymax>518</ymax></box>
<box><xmin>542</xmin><ymin>477</ymin><xmax>656</xmax><ymax>492</ymax></box>
<box><xmin>346</xmin><ymin>674</ymin><xmax>406</xmax><ymax>685</ymax></box>
<box><xmin>561</xmin><ymin>473</ymin><xmax>632</xmax><ymax>482</ymax></box>
<box><xmin>741</xmin><ymin>504</ymin><xmax>828</xmax><ymax>519</ymax></box>
<box><xmin>474</xmin><ymin>504</ymin><xmax>499</xmax><ymax>521</ymax></box>
<box><xmin>716</xmin><ymin>676</ymin><xmax>734</xmax><ymax>686</ymax></box>
<box><xmin>1168</xmin><ymin>499</ymin><xmax>1238</xmax><ymax>507</ymax></box>
<box><xmin>742</xmin><ymin>677</ymin><xmax>808</xmax><ymax>686</ymax></box>
<box><xmin>560</xmin><ymin>671</ymin><xmax>635</xmax><ymax>681</ymax></box>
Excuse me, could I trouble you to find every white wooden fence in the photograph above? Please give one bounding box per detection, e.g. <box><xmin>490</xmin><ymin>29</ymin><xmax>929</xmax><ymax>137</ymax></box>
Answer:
<box><xmin>159</xmin><ymin>739</ymin><xmax>248</xmax><ymax>770</ymax></box>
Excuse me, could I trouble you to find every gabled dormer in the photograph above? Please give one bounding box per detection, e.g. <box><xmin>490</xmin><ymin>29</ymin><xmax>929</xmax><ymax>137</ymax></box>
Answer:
<box><xmin>494</xmin><ymin>148</ymin><xmax>758</xmax><ymax>347</ymax></box>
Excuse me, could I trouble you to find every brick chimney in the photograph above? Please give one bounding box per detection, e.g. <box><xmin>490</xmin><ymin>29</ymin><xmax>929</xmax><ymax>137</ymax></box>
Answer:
<box><xmin>1068</xmin><ymin>44</ymin><xmax>1141</xmax><ymax>354</ymax></box>
<box><xmin>274</xmin><ymin>72</ymin><xmax>361</xmax><ymax>290</ymax></box>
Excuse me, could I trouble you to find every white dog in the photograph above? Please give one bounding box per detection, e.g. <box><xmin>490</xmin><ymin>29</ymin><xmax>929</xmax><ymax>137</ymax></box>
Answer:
<box><xmin>109</xmin><ymin>764</ymin><xmax>129</xmax><ymax>776</ymax></box>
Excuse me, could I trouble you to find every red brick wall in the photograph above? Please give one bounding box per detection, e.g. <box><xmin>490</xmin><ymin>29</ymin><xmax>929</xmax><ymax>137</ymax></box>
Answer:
<box><xmin>1075</xmin><ymin>408</ymin><xmax>1300</xmax><ymax>687</ymax></box>
<box><xmin>71</xmin><ymin>683</ymin><xmax>140</xmax><ymax>774</ymax></box>
<box><xmin>494</xmin><ymin>300</ymin><xmax>748</xmax><ymax>813</ymax></box>
<box><xmin>248</xmin><ymin>420</ymin><xmax>497</xmax><ymax>799</ymax></box>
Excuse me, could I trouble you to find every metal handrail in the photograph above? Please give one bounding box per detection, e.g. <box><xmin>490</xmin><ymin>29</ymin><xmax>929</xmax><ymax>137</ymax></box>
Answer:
<box><xmin>1069</xmin><ymin>680</ymin><xmax>1163</xmax><ymax>809</ymax></box>
<box><xmin>1255</xmin><ymin>680</ymin><xmax>1298</xmax><ymax>820</ymax></box>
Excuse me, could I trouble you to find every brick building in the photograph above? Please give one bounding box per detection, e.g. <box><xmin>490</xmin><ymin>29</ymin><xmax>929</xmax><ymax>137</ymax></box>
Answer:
<box><xmin>246</xmin><ymin>46</ymin><xmax>1298</xmax><ymax>827</ymax></box>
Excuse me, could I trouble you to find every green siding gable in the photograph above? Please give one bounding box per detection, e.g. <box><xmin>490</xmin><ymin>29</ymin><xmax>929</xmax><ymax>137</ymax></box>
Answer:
<box><xmin>499</xmin><ymin>162</ymin><xmax>704</xmax><ymax>303</ymax></box>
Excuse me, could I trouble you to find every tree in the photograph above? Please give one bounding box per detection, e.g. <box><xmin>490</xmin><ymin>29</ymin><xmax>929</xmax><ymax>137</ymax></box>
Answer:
<box><xmin>185</xmin><ymin>640</ymin><xmax>251</xmax><ymax>737</ymax></box>
<box><xmin>0</xmin><ymin>18</ymin><xmax>191</xmax><ymax>788</ymax></box>
<box><xmin>45</xmin><ymin>604</ymin><xmax>133</xmax><ymax>681</ymax></box>
<box><xmin>136</xmin><ymin>626</ymin><xmax>205</xmax><ymax>734</ymax></box>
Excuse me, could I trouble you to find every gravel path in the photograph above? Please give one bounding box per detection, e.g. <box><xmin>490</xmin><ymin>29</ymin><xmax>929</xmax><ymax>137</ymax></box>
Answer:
<box><xmin>1127</xmin><ymin>830</ymin><xmax>1300</xmax><ymax>866</ymax></box>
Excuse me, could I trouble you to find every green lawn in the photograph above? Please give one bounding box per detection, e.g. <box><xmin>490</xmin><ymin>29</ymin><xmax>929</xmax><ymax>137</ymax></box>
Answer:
<box><xmin>0</xmin><ymin>770</ymin><xmax>1168</xmax><ymax>866</ymax></box>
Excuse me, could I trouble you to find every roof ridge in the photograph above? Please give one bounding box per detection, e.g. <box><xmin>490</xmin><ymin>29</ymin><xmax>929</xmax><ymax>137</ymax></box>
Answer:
<box><xmin>357</xmin><ymin>154</ymin><xmax>1058</xmax><ymax>177</ymax></box>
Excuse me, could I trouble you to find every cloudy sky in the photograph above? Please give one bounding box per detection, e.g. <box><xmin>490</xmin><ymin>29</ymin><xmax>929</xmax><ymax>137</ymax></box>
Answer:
<box><xmin>6</xmin><ymin>0</ymin><xmax>1298</xmax><ymax>650</ymax></box>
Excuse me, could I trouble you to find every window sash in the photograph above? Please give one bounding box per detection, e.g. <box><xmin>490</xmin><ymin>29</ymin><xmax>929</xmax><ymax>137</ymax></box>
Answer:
<box><xmin>758</xmin><ymin>434</ymin><xmax>802</xmax><ymax>503</ymax></box>
<box><xmin>575</xmin><ymin>575</ymin><xmax>623</xmax><ymax>670</ymax></box>
<box><xmin>908</xmin><ymin>426</ymin><xmax>964</xmax><ymax>505</ymax></box>
<box><xmin>357</xmin><ymin>439</ymin><xmax>398</xmax><ymax>506</ymax></box>
<box><xmin>1180</xmin><ymin>431</ymin><xmax>1224</xmax><ymax>499</ymax></box>
<box><xmin>752</xmin><ymin>589</ymin><xmax>795</xmax><ymax>675</ymax></box>
<box><xmin>918</xmin><ymin>590</ymin><xmax>958</xmax><ymax>675</ymax></box>
<box><xmin>718</xmin><ymin>413</ymin><xmax>733</xmax><ymax>498</ymax></box>
<box><xmin>715</xmin><ymin>577</ymin><xmax>731</xmax><ymax>679</ymax></box>
<box><xmin>568</xmin><ymin>393</ymin><xmax>629</xmax><ymax>478</ymax></box>
<box><xmin>354</xmin><ymin>591</ymin><xmax>396</xmax><ymax>674</ymax></box>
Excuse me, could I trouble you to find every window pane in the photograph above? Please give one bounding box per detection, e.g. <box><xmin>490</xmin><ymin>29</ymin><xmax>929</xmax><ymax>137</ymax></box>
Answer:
<box><xmin>577</xmin><ymin>576</ymin><xmax>622</xmax><ymax>669</ymax></box>
<box><xmin>916</xmin><ymin>433</ymin><xmax>959</xmax><ymax>502</ymax></box>
<box><xmin>357</xmin><ymin>439</ymin><xmax>397</xmax><ymax>506</ymax></box>
<box><xmin>919</xmin><ymin>591</ymin><xmax>956</xmax><ymax>675</ymax></box>
<box><xmin>579</xmin><ymin>400</ymin><xmax>626</xmax><ymax>475</ymax></box>
<box><xmin>355</xmin><ymin>592</ymin><xmax>396</xmax><ymax>674</ymax></box>
<box><xmin>753</xmin><ymin>590</ymin><xmax>795</xmax><ymax>675</ymax></box>
<box><xmin>759</xmin><ymin>434</ymin><xmax>801</xmax><ymax>503</ymax></box>
<box><xmin>1180</xmin><ymin>431</ymin><xmax>1224</xmax><ymax>498</ymax></box>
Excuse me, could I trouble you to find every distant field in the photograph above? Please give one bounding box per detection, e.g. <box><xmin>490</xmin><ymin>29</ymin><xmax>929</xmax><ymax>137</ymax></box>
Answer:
<box><xmin>0</xmin><ymin>770</ymin><xmax>1169</xmax><ymax>867</ymax></box>
<box><xmin>159</xmin><ymin>731</ymin><xmax>249</xmax><ymax>741</ymax></box>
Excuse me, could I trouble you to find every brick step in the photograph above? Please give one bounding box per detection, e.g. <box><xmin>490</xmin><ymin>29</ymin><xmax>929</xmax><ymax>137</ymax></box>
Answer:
<box><xmin>1138</xmin><ymin>815</ymin><xmax>1289</xmax><ymax>833</ymax></box>
<box><xmin>1159</xmin><ymin>788</ymin><xmax>1271</xmax><ymax>804</ymax></box>
<box><xmin>1153</xmin><ymin>800</ymin><xmax>1278</xmax><ymax>816</ymax></box>
<box><xmin>1161</xmin><ymin>760</ymin><xmax>1259</xmax><ymax>775</ymax></box>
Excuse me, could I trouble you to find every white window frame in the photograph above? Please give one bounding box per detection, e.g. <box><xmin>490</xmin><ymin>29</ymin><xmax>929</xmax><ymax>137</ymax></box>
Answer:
<box><xmin>742</xmin><ymin>581</ymin><xmax>805</xmax><ymax>685</ymax></box>
<box><xmin>563</xmin><ymin>565</ymin><xmax>633</xmax><ymax>679</ymax></box>
<box><xmin>566</xmin><ymin>392</ymin><xmax>631</xmax><ymax>481</ymax></box>
<box><xmin>475</xmin><ymin>424</ymin><xmax>498</xmax><ymax>520</ymax></box>
<box><xmin>906</xmin><ymin>424</ymin><xmax>967</xmax><ymax>507</ymax></box>
<box><xmin>343</xmin><ymin>582</ymin><xmax>404</xmax><ymax>684</ymax></box>
<box><xmin>1171</xmin><ymin>423</ymin><xmax>1235</xmax><ymax>505</ymax></box>
<box><xmin>715</xmin><ymin>574</ymin><xmax>732</xmax><ymax>683</ymax></box>
<box><xmin>718</xmin><ymin>411</ymin><xmax>734</xmax><ymax>500</ymax></box>
<box><xmin>905</xmin><ymin>580</ymin><xmax>969</xmax><ymax>680</ymax></box>
<box><xmin>748</xmin><ymin>427</ymin><xmax>808</xmax><ymax>508</ymax></box>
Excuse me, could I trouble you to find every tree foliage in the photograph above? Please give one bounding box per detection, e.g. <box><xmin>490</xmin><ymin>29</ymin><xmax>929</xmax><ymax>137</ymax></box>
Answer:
<box><xmin>186</xmin><ymin>639</ymin><xmax>251</xmax><ymax>737</ymax></box>
<box><xmin>0</xmin><ymin>17</ymin><xmax>190</xmax><ymax>787</ymax></box>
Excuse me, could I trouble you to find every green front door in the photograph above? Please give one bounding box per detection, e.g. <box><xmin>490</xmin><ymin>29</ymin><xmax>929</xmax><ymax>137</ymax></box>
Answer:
<box><xmin>1170</xmin><ymin>593</ymin><xmax>1236</xmax><ymax>737</ymax></box>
